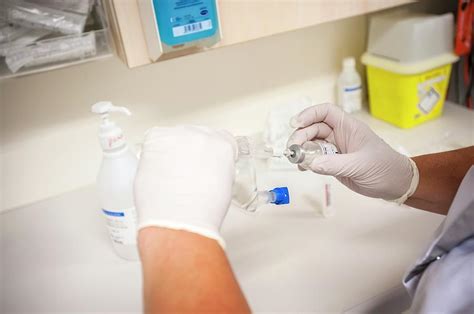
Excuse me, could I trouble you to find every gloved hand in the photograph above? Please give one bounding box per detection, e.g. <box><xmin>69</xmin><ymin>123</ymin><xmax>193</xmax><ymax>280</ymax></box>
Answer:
<box><xmin>134</xmin><ymin>125</ymin><xmax>238</xmax><ymax>248</ymax></box>
<box><xmin>288</xmin><ymin>103</ymin><xmax>419</xmax><ymax>203</ymax></box>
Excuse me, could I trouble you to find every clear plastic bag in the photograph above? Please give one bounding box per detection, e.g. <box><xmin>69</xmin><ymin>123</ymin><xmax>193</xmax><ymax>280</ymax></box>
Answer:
<box><xmin>5</xmin><ymin>32</ymin><xmax>96</xmax><ymax>73</ymax></box>
<box><xmin>233</xmin><ymin>137</ymin><xmax>290</xmax><ymax>212</ymax></box>
<box><xmin>0</xmin><ymin>24</ymin><xmax>30</xmax><ymax>43</ymax></box>
<box><xmin>4</xmin><ymin>0</ymin><xmax>87</xmax><ymax>35</ymax></box>
<box><xmin>0</xmin><ymin>28</ymin><xmax>50</xmax><ymax>56</ymax></box>
<box><xmin>0</xmin><ymin>0</ymin><xmax>111</xmax><ymax>77</ymax></box>
<box><xmin>235</xmin><ymin>135</ymin><xmax>276</xmax><ymax>159</ymax></box>
<box><xmin>232</xmin><ymin>156</ymin><xmax>259</xmax><ymax>211</ymax></box>
<box><xmin>30</xmin><ymin>0</ymin><xmax>94</xmax><ymax>15</ymax></box>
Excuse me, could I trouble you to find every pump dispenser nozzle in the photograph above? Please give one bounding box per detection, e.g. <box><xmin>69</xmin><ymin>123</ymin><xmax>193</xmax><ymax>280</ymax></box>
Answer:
<box><xmin>91</xmin><ymin>101</ymin><xmax>131</xmax><ymax>152</ymax></box>
<box><xmin>92</xmin><ymin>101</ymin><xmax>131</xmax><ymax>119</ymax></box>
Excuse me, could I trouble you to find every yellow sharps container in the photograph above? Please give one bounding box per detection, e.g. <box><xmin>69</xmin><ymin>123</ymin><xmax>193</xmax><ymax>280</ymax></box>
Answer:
<box><xmin>362</xmin><ymin>53</ymin><xmax>458</xmax><ymax>128</ymax></box>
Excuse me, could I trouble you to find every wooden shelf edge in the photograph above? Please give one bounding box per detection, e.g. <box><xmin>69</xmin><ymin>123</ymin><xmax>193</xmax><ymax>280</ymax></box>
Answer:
<box><xmin>109</xmin><ymin>0</ymin><xmax>417</xmax><ymax>68</ymax></box>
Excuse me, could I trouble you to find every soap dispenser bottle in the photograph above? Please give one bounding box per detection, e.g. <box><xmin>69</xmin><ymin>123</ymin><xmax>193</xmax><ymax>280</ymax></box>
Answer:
<box><xmin>91</xmin><ymin>101</ymin><xmax>139</xmax><ymax>260</ymax></box>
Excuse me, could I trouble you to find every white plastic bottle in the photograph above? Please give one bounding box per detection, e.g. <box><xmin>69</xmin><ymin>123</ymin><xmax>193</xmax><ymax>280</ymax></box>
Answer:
<box><xmin>91</xmin><ymin>101</ymin><xmax>139</xmax><ymax>260</ymax></box>
<box><xmin>337</xmin><ymin>57</ymin><xmax>362</xmax><ymax>113</ymax></box>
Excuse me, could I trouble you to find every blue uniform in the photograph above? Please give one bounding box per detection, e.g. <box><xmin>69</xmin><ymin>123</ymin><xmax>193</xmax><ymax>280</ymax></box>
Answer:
<box><xmin>404</xmin><ymin>167</ymin><xmax>474</xmax><ymax>313</ymax></box>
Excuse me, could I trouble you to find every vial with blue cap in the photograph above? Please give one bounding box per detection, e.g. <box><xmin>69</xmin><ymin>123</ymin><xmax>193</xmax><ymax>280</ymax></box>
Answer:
<box><xmin>232</xmin><ymin>136</ymin><xmax>290</xmax><ymax>212</ymax></box>
<box><xmin>244</xmin><ymin>187</ymin><xmax>290</xmax><ymax>212</ymax></box>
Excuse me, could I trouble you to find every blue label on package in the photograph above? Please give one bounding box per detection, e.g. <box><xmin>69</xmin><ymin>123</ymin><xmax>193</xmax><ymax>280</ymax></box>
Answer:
<box><xmin>102</xmin><ymin>209</ymin><xmax>125</xmax><ymax>217</ymax></box>
<box><xmin>153</xmin><ymin>0</ymin><xmax>219</xmax><ymax>46</ymax></box>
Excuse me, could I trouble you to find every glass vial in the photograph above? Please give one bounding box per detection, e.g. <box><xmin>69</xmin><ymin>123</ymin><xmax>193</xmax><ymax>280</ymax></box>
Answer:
<box><xmin>284</xmin><ymin>140</ymin><xmax>338</xmax><ymax>168</ymax></box>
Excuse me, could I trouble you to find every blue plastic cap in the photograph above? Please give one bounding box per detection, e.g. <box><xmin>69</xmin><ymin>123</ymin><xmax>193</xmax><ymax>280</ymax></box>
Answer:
<box><xmin>270</xmin><ymin>187</ymin><xmax>290</xmax><ymax>205</ymax></box>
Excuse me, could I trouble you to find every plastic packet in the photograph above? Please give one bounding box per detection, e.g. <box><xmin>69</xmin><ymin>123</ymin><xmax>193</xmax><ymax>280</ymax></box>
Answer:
<box><xmin>30</xmin><ymin>0</ymin><xmax>94</xmax><ymax>15</ymax></box>
<box><xmin>5</xmin><ymin>32</ymin><xmax>96</xmax><ymax>73</ymax></box>
<box><xmin>0</xmin><ymin>24</ymin><xmax>31</xmax><ymax>43</ymax></box>
<box><xmin>0</xmin><ymin>28</ymin><xmax>51</xmax><ymax>56</ymax></box>
<box><xmin>236</xmin><ymin>135</ymin><xmax>276</xmax><ymax>159</ymax></box>
<box><xmin>5</xmin><ymin>0</ymin><xmax>87</xmax><ymax>35</ymax></box>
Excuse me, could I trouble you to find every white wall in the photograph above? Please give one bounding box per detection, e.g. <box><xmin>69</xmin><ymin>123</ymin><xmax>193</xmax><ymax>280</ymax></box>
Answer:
<box><xmin>0</xmin><ymin>84</ymin><xmax>4</xmax><ymax>211</ymax></box>
<box><xmin>1</xmin><ymin>15</ymin><xmax>370</xmax><ymax>211</ymax></box>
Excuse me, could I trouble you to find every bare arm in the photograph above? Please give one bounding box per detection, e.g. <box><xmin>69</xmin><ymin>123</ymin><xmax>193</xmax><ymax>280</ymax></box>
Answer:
<box><xmin>138</xmin><ymin>227</ymin><xmax>251</xmax><ymax>313</ymax></box>
<box><xmin>406</xmin><ymin>146</ymin><xmax>474</xmax><ymax>215</ymax></box>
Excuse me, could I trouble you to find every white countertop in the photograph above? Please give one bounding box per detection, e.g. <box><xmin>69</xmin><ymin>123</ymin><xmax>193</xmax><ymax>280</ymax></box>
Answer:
<box><xmin>1</xmin><ymin>103</ymin><xmax>473</xmax><ymax>313</ymax></box>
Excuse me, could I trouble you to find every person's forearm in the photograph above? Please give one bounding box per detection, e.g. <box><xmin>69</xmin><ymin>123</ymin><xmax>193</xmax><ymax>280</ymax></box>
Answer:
<box><xmin>406</xmin><ymin>146</ymin><xmax>474</xmax><ymax>215</ymax></box>
<box><xmin>138</xmin><ymin>227</ymin><xmax>250</xmax><ymax>313</ymax></box>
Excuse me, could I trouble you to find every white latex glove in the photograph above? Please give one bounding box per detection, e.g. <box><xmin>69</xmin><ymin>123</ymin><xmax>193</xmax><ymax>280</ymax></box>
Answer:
<box><xmin>288</xmin><ymin>103</ymin><xmax>419</xmax><ymax>203</ymax></box>
<box><xmin>134</xmin><ymin>125</ymin><xmax>238</xmax><ymax>248</ymax></box>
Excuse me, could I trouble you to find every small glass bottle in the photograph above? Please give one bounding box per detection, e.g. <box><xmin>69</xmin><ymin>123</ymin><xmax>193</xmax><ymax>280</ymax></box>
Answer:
<box><xmin>284</xmin><ymin>140</ymin><xmax>339</xmax><ymax>168</ymax></box>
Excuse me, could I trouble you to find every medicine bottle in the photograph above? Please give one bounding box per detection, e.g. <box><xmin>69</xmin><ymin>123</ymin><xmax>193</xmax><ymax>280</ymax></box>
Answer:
<box><xmin>284</xmin><ymin>140</ymin><xmax>339</xmax><ymax>168</ymax></box>
<box><xmin>337</xmin><ymin>57</ymin><xmax>362</xmax><ymax>113</ymax></box>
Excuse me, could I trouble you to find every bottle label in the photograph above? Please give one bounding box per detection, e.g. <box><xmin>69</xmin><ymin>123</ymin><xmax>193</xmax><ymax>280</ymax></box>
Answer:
<box><xmin>100</xmin><ymin>133</ymin><xmax>126</xmax><ymax>151</ymax></box>
<box><xmin>102</xmin><ymin>207</ymin><xmax>137</xmax><ymax>245</ymax></box>
<box><xmin>418</xmin><ymin>87</ymin><xmax>440</xmax><ymax>114</ymax></box>
<box><xmin>153</xmin><ymin>0</ymin><xmax>219</xmax><ymax>46</ymax></box>
<box><xmin>343</xmin><ymin>85</ymin><xmax>362</xmax><ymax>112</ymax></box>
<box><xmin>321</xmin><ymin>142</ymin><xmax>339</xmax><ymax>155</ymax></box>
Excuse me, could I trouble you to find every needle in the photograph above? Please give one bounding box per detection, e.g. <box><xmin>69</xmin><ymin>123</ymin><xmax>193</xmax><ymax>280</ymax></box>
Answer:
<box><xmin>283</xmin><ymin>148</ymin><xmax>295</xmax><ymax>158</ymax></box>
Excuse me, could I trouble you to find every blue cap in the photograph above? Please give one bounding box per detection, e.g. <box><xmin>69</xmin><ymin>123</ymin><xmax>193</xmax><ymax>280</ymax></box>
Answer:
<box><xmin>270</xmin><ymin>187</ymin><xmax>290</xmax><ymax>205</ymax></box>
